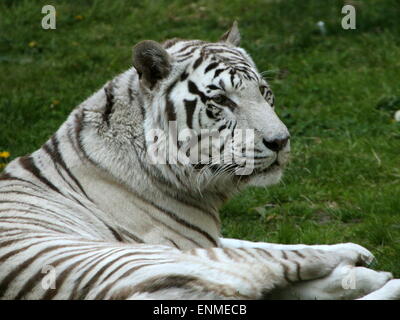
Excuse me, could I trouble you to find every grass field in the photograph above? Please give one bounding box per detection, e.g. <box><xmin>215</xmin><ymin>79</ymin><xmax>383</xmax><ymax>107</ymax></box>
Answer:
<box><xmin>1</xmin><ymin>0</ymin><xmax>399</xmax><ymax>276</ymax></box>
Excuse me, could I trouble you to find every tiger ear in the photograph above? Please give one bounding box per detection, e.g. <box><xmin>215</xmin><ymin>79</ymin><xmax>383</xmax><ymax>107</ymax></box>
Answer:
<box><xmin>132</xmin><ymin>40</ymin><xmax>171</xmax><ymax>89</ymax></box>
<box><xmin>219</xmin><ymin>21</ymin><xmax>241</xmax><ymax>46</ymax></box>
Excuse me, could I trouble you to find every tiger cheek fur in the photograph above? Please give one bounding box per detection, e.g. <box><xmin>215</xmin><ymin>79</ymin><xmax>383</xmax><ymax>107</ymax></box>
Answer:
<box><xmin>0</xmin><ymin>22</ymin><xmax>398</xmax><ymax>300</ymax></box>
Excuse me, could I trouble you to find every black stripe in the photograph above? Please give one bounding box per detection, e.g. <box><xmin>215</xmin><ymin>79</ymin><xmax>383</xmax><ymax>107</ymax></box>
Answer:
<box><xmin>176</xmin><ymin>42</ymin><xmax>202</xmax><ymax>54</ymax></box>
<box><xmin>229</xmin><ymin>69</ymin><xmax>235</xmax><ymax>87</ymax></box>
<box><xmin>0</xmin><ymin>198</ymin><xmax>89</xmax><ymax>232</ymax></box>
<box><xmin>223</xmin><ymin>248</ymin><xmax>243</xmax><ymax>262</ymax></box>
<box><xmin>165</xmin><ymin>98</ymin><xmax>176</xmax><ymax>122</ymax></box>
<box><xmin>176</xmin><ymin>47</ymin><xmax>200</xmax><ymax>62</ymax></box>
<box><xmin>214</xmin><ymin>68</ymin><xmax>227</xmax><ymax>79</ymax></box>
<box><xmin>47</xmin><ymin>134</ymin><xmax>91</xmax><ymax>200</ymax></box>
<box><xmin>193</xmin><ymin>55</ymin><xmax>203</xmax><ymax>69</ymax></box>
<box><xmin>0</xmin><ymin>215</ymin><xmax>75</xmax><ymax>234</ymax></box>
<box><xmin>74</xmin><ymin>111</ymin><xmax>102</xmax><ymax>168</ymax></box>
<box><xmin>165</xmin><ymin>80</ymin><xmax>178</xmax><ymax>122</ymax></box>
<box><xmin>93</xmin><ymin>262</ymin><xmax>171</xmax><ymax>299</ymax></box>
<box><xmin>118</xmin><ymin>228</ymin><xmax>145</xmax><ymax>243</ymax></box>
<box><xmin>19</xmin><ymin>156</ymin><xmax>63</xmax><ymax>195</ymax></box>
<box><xmin>132</xmin><ymin>274</ymin><xmax>198</xmax><ymax>295</ymax></box>
<box><xmin>15</xmin><ymin>248</ymin><xmax>93</xmax><ymax>300</ymax></box>
<box><xmin>165</xmin><ymin>162</ymin><xmax>186</xmax><ymax>191</ymax></box>
<box><xmin>282</xmin><ymin>262</ymin><xmax>293</xmax><ymax>283</ymax></box>
<box><xmin>69</xmin><ymin>249</ymin><xmax>131</xmax><ymax>299</ymax></box>
<box><xmin>0</xmin><ymin>239</ymin><xmax>49</xmax><ymax>267</ymax></box>
<box><xmin>45</xmin><ymin>247</ymin><xmax>126</xmax><ymax>300</ymax></box>
<box><xmin>147</xmin><ymin>199</ymin><xmax>218</xmax><ymax>247</ymax></box>
<box><xmin>203</xmin><ymin>45</ymin><xmax>245</xmax><ymax>57</ymax></box>
<box><xmin>0</xmin><ymin>171</ymin><xmax>12</xmax><ymax>179</ymax></box>
<box><xmin>107</xmin><ymin>226</ymin><xmax>124</xmax><ymax>242</ymax></box>
<box><xmin>100</xmin><ymin>253</ymin><xmax>166</xmax><ymax>284</ymax></box>
<box><xmin>163</xmin><ymin>37</ymin><xmax>182</xmax><ymax>49</ymax></box>
<box><xmin>42</xmin><ymin>143</ymin><xmax>77</xmax><ymax>194</ymax></box>
<box><xmin>0</xmin><ymin>244</ymin><xmax>73</xmax><ymax>298</ymax></box>
<box><xmin>294</xmin><ymin>261</ymin><xmax>302</xmax><ymax>281</ymax></box>
<box><xmin>180</xmin><ymin>71</ymin><xmax>189</xmax><ymax>81</ymax></box>
<box><xmin>103</xmin><ymin>81</ymin><xmax>115</xmax><ymax>126</ymax></box>
<box><xmin>126</xmin><ymin>272</ymin><xmax>253</xmax><ymax>299</ymax></box>
<box><xmin>206</xmin><ymin>108</ymin><xmax>216</xmax><ymax>119</ymax></box>
<box><xmin>0</xmin><ymin>172</ymin><xmax>46</xmax><ymax>191</ymax></box>
<box><xmin>0</xmin><ymin>235</ymin><xmax>49</xmax><ymax>257</ymax></box>
<box><xmin>128</xmin><ymin>73</ymin><xmax>136</xmax><ymax>103</ymax></box>
<box><xmin>202</xmin><ymin>46</ymin><xmax>234</xmax><ymax>54</ymax></box>
<box><xmin>183</xmin><ymin>99</ymin><xmax>197</xmax><ymax>129</ymax></box>
<box><xmin>114</xmin><ymin>163</ymin><xmax>204</xmax><ymax>247</ymax></box>
<box><xmin>65</xmin><ymin>117</ymin><xmax>86</xmax><ymax>163</ymax></box>
<box><xmin>291</xmin><ymin>250</ymin><xmax>305</xmax><ymax>259</ymax></box>
<box><xmin>205</xmin><ymin>62</ymin><xmax>220</xmax><ymax>73</ymax></box>
<box><xmin>165</xmin><ymin>237</ymin><xmax>180</xmax><ymax>249</ymax></box>
<box><xmin>188</xmin><ymin>81</ymin><xmax>208</xmax><ymax>104</ymax></box>
<box><xmin>132</xmin><ymin>143</ymin><xmax>220</xmax><ymax>229</ymax></box>
<box><xmin>254</xmin><ymin>248</ymin><xmax>274</xmax><ymax>259</ymax></box>
<box><xmin>218</xmin><ymin>124</ymin><xmax>227</xmax><ymax>132</ymax></box>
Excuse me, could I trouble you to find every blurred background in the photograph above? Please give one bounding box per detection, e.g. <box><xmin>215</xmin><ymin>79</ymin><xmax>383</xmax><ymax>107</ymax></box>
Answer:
<box><xmin>0</xmin><ymin>0</ymin><xmax>399</xmax><ymax>275</ymax></box>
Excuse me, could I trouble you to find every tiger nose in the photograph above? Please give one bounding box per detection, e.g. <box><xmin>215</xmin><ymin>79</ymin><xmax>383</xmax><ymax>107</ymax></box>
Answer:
<box><xmin>262</xmin><ymin>136</ymin><xmax>289</xmax><ymax>152</ymax></box>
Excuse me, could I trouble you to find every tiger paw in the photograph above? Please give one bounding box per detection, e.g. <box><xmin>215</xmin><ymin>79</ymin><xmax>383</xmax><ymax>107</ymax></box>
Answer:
<box><xmin>269</xmin><ymin>264</ymin><xmax>393</xmax><ymax>300</ymax></box>
<box><xmin>320</xmin><ymin>242</ymin><xmax>375</xmax><ymax>266</ymax></box>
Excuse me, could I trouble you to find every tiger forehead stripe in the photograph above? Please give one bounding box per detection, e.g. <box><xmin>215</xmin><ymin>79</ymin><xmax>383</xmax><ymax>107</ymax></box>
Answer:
<box><xmin>204</xmin><ymin>62</ymin><xmax>220</xmax><ymax>73</ymax></box>
<box><xmin>188</xmin><ymin>80</ymin><xmax>208</xmax><ymax>104</ymax></box>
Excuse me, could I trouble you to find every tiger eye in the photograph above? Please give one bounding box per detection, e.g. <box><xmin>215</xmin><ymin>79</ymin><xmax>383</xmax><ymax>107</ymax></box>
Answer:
<box><xmin>212</xmin><ymin>94</ymin><xmax>228</xmax><ymax>105</ymax></box>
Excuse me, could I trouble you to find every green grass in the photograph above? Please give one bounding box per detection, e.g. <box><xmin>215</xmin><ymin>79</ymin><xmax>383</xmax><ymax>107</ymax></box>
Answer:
<box><xmin>1</xmin><ymin>0</ymin><xmax>399</xmax><ymax>276</ymax></box>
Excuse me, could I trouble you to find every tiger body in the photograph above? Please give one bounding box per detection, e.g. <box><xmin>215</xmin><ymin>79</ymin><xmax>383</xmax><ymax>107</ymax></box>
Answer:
<box><xmin>1</xmin><ymin>24</ymin><xmax>399</xmax><ymax>300</ymax></box>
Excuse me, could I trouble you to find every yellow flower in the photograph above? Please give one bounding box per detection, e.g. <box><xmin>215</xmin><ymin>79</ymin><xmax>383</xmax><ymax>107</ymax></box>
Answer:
<box><xmin>0</xmin><ymin>151</ymin><xmax>10</xmax><ymax>158</ymax></box>
<box><xmin>74</xmin><ymin>15</ymin><xmax>84</xmax><ymax>20</ymax></box>
<box><xmin>28</xmin><ymin>41</ymin><xmax>37</xmax><ymax>48</ymax></box>
<box><xmin>52</xmin><ymin>99</ymin><xmax>60</xmax><ymax>105</ymax></box>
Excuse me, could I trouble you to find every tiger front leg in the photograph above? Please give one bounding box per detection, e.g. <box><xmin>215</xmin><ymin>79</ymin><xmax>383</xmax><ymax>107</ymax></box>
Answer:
<box><xmin>220</xmin><ymin>238</ymin><xmax>397</xmax><ymax>299</ymax></box>
<box><xmin>220</xmin><ymin>238</ymin><xmax>375</xmax><ymax>266</ymax></box>
<box><xmin>125</xmin><ymin>246</ymin><xmax>368</xmax><ymax>300</ymax></box>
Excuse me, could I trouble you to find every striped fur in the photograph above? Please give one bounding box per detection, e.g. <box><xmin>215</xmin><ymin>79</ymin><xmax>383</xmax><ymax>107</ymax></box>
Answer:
<box><xmin>1</xmin><ymin>24</ymin><xmax>399</xmax><ymax>300</ymax></box>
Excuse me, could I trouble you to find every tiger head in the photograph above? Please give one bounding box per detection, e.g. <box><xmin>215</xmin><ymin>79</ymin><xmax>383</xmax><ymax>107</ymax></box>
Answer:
<box><xmin>131</xmin><ymin>22</ymin><xmax>290</xmax><ymax>191</ymax></box>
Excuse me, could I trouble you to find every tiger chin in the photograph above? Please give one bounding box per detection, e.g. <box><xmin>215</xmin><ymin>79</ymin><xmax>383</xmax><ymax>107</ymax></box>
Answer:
<box><xmin>1</xmin><ymin>22</ymin><xmax>400</xmax><ymax>300</ymax></box>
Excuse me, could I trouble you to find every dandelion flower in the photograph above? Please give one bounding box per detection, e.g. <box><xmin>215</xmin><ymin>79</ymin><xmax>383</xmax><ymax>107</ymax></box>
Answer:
<box><xmin>28</xmin><ymin>41</ymin><xmax>37</xmax><ymax>48</ymax></box>
<box><xmin>0</xmin><ymin>151</ymin><xmax>10</xmax><ymax>158</ymax></box>
<box><xmin>74</xmin><ymin>15</ymin><xmax>84</xmax><ymax>20</ymax></box>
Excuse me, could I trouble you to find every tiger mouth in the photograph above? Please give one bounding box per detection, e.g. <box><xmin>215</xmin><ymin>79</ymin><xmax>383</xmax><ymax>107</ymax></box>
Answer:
<box><xmin>192</xmin><ymin>160</ymin><xmax>282</xmax><ymax>176</ymax></box>
<box><xmin>252</xmin><ymin>160</ymin><xmax>281</xmax><ymax>175</ymax></box>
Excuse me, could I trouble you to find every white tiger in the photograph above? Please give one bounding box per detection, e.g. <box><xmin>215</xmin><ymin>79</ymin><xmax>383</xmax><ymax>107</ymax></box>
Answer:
<box><xmin>0</xmin><ymin>22</ymin><xmax>399</xmax><ymax>300</ymax></box>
